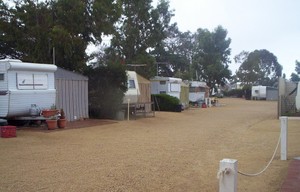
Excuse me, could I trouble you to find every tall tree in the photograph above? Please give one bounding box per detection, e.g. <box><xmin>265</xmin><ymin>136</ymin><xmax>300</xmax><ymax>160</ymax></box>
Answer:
<box><xmin>0</xmin><ymin>0</ymin><xmax>121</xmax><ymax>73</ymax></box>
<box><xmin>290</xmin><ymin>60</ymin><xmax>300</xmax><ymax>82</ymax></box>
<box><xmin>192</xmin><ymin>26</ymin><xmax>232</xmax><ymax>90</ymax></box>
<box><xmin>0</xmin><ymin>1</ymin><xmax>23</xmax><ymax>59</ymax></box>
<box><xmin>153</xmin><ymin>27</ymin><xmax>194</xmax><ymax>79</ymax></box>
<box><xmin>107</xmin><ymin>0</ymin><xmax>175</xmax><ymax>78</ymax></box>
<box><xmin>235</xmin><ymin>49</ymin><xmax>282</xmax><ymax>86</ymax></box>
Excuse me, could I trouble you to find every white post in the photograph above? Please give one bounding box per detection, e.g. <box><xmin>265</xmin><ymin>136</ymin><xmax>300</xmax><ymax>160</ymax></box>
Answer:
<box><xmin>280</xmin><ymin>116</ymin><xmax>288</xmax><ymax>160</ymax></box>
<box><xmin>127</xmin><ymin>99</ymin><xmax>130</xmax><ymax>121</ymax></box>
<box><xmin>219</xmin><ymin>159</ymin><xmax>237</xmax><ymax>192</ymax></box>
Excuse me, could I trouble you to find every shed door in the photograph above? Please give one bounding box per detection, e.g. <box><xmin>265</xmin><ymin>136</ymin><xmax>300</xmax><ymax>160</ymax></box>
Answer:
<box><xmin>0</xmin><ymin>72</ymin><xmax>9</xmax><ymax>117</ymax></box>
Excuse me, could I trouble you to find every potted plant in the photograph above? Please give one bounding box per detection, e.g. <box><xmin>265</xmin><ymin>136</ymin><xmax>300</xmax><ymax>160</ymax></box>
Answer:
<box><xmin>57</xmin><ymin>109</ymin><xmax>67</xmax><ymax>128</ymax></box>
<box><xmin>41</xmin><ymin>104</ymin><xmax>59</xmax><ymax>118</ymax></box>
<box><xmin>46</xmin><ymin>116</ymin><xmax>57</xmax><ymax>130</ymax></box>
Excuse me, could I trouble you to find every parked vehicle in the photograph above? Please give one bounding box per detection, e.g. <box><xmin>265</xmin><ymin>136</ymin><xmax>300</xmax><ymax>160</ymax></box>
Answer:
<box><xmin>150</xmin><ymin>76</ymin><xmax>182</xmax><ymax>100</ymax></box>
<box><xmin>123</xmin><ymin>71</ymin><xmax>140</xmax><ymax>104</ymax></box>
<box><xmin>189</xmin><ymin>81</ymin><xmax>208</xmax><ymax>102</ymax></box>
<box><xmin>0</xmin><ymin>59</ymin><xmax>57</xmax><ymax>119</ymax></box>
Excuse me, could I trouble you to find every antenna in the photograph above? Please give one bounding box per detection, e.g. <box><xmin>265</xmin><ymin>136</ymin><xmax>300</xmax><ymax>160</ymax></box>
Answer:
<box><xmin>126</xmin><ymin>64</ymin><xmax>146</xmax><ymax>71</ymax></box>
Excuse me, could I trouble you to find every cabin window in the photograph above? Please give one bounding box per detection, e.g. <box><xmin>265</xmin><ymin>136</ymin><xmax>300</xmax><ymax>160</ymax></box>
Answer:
<box><xmin>0</xmin><ymin>74</ymin><xmax>4</xmax><ymax>81</ymax></box>
<box><xmin>128</xmin><ymin>79</ymin><xmax>135</xmax><ymax>89</ymax></box>
<box><xmin>160</xmin><ymin>81</ymin><xmax>166</xmax><ymax>85</ymax></box>
<box><xmin>160</xmin><ymin>91</ymin><xmax>166</xmax><ymax>94</ymax></box>
<box><xmin>17</xmin><ymin>73</ymin><xmax>48</xmax><ymax>90</ymax></box>
<box><xmin>189</xmin><ymin>87</ymin><xmax>197</xmax><ymax>92</ymax></box>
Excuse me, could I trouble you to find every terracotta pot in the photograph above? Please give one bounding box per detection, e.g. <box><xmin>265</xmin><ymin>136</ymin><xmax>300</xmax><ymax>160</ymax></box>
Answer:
<box><xmin>58</xmin><ymin>119</ymin><xmax>67</xmax><ymax>128</ymax></box>
<box><xmin>46</xmin><ymin>119</ymin><xmax>57</xmax><ymax>130</ymax></box>
<box><xmin>42</xmin><ymin>110</ymin><xmax>59</xmax><ymax>118</ymax></box>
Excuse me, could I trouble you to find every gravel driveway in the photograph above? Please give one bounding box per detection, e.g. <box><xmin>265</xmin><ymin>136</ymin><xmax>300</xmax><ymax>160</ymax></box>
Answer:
<box><xmin>0</xmin><ymin>98</ymin><xmax>299</xmax><ymax>192</ymax></box>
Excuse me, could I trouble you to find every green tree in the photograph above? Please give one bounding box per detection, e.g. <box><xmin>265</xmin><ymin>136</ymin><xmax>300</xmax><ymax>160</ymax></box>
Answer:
<box><xmin>290</xmin><ymin>60</ymin><xmax>300</xmax><ymax>82</ymax></box>
<box><xmin>192</xmin><ymin>26</ymin><xmax>232</xmax><ymax>90</ymax></box>
<box><xmin>235</xmin><ymin>49</ymin><xmax>282</xmax><ymax>86</ymax></box>
<box><xmin>153</xmin><ymin>28</ymin><xmax>194</xmax><ymax>79</ymax></box>
<box><xmin>0</xmin><ymin>0</ymin><xmax>121</xmax><ymax>73</ymax></box>
<box><xmin>0</xmin><ymin>1</ymin><xmax>23</xmax><ymax>59</ymax></box>
<box><xmin>107</xmin><ymin>0</ymin><xmax>174</xmax><ymax>78</ymax></box>
<box><xmin>85</xmin><ymin>62</ymin><xmax>127</xmax><ymax>119</ymax></box>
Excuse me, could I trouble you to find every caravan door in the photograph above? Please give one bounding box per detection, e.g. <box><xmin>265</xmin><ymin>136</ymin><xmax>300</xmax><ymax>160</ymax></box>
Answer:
<box><xmin>0</xmin><ymin>65</ymin><xmax>8</xmax><ymax>117</ymax></box>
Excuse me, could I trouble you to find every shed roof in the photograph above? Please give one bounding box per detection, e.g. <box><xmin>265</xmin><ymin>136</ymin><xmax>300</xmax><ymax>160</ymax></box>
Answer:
<box><xmin>55</xmin><ymin>67</ymin><xmax>88</xmax><ymax>80</ymax></box>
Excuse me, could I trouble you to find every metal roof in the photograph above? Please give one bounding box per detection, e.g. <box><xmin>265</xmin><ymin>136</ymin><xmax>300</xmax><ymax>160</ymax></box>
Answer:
<box><xmin>55</xmin><ymin>67</ymin><xmax>88</xmax><ymax>80</ymax></box>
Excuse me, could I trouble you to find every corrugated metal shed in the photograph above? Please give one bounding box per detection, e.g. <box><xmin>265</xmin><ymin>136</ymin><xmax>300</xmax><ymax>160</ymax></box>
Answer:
<box><xmin>266</xmin><ymin>87</ymin><xmax>278</xmax><ymax>101</ymax></box>
<box><xmin>55</xmin><ymin>68</ymin><xmax>89</xmax><ymax>121</ymax></box>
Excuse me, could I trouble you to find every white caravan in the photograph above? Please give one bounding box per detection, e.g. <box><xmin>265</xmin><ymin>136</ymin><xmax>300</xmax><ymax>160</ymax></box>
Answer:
<box><xmin>123</xmin><ymin>71</ymin><xmax>140</xmax><ymax>104</ymax></box>
<box><xmin>251</xmin><ymin>85</ymin><xmax>267</xmax><ymax>100</ymax></box>
<box><xmin>189</xmin><ymin>81</ymin><xmax>207</xmax><ymax>102</ymax></box>
<box><xmin>150</xmin><ymin>76</ymin><xmax>182</xmax><ymax>100</ymax></box>
<box><xmin>0</xmin><ymin>59</ymin><xmax>57</xmax><ymax>118</ymax></box>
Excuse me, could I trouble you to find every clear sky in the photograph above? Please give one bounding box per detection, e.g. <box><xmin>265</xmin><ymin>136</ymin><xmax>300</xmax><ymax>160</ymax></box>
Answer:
<box><xmin>154</xmin><ymin>0</ymin><xmax>300</xmax><ymax>77</ymax></box>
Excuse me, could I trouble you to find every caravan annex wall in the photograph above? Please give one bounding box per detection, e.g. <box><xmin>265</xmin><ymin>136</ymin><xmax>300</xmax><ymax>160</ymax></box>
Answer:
<box><xmin>0</xmin><ymin>59</ymin><xmax>57</xmax><ymax>118</ymax></box>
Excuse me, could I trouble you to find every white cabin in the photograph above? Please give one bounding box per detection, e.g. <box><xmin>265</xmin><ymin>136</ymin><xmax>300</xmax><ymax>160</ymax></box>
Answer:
<box><xmin>123</xmin><ymin>71</ymin><xmax>140</xmax><ymax>104</ymax></box>
<box><xmin>0</xmin><ymin>59</ymin><xmax>57</xmax><ymax>118</ymax></box>
<box><xmin>189</xmin><ymin>81</ymin><xmax>208</xmax><ymax>102</ymax></box>
<box><xmin>150</xmin><ymin>76</ymin><xmax>182</xmax><ymax>100</ymax></box>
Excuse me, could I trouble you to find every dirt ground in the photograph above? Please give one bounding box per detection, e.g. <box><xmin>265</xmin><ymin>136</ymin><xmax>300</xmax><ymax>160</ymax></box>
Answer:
<box><xmin>0</xmin><ymin>98</ymin><xmax>300</xmax><ymax>192</ymax></box>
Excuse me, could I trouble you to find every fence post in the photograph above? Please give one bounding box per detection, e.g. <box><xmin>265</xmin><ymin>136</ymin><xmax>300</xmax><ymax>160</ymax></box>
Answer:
<box><xmin>280</xmin><ymin>116</ymin><xmax>288</xmax><ymax>160</ymax></box>
<box><xmin>219</xmin><ymin>159</ymin><xmax>237</xmax><ymax>192</ymax></box>
<box><xmin>127</xmin><ymin>99</ymin><xmax>130</xmax><ymax>121</ymax></box>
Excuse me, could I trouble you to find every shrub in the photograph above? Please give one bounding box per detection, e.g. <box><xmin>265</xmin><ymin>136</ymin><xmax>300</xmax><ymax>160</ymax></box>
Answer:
<box><xmin>152</xmin><ymin>94</ymin><xmax>182</xmax><ymax>112</ymax></box>
<box><xmin>85</xmin><ymin>63</ymin><xmax>127</xmax><ymax>119</ymax></box>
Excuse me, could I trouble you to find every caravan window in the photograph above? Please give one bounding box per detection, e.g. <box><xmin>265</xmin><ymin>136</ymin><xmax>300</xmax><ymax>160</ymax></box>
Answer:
<box><xmin>170</xmin><ymin>83</ymin><xmax>180</xmax><ymax>92</ymax></box>
<box><xmin>17</xmin><ymin>73</ymin><xmax>48</xmax><ymax>90</ymax></box>
<box><xmin>0</xmin><ymin>74</ymin><xmax>4</xmax><ymax>81</ymax></box>
<box><xmin>190</xmin><ymin>87</ymin><xmax>205</xmax><ymax>92</ymax></box>
<box><xmin>128</xmin><ymin>80</ymin><xmax>136</xmax><ymax>89</ymax></box>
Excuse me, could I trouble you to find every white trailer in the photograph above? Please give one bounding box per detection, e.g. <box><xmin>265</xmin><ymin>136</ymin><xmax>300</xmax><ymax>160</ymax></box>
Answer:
<box><xmin>251</xmin><ymin>85</ymin><xmax>266</xmax><ymax>100</ymax></box>
<box><xmin>0</xmin><ymin>59</ymin><xmax>57</xmax><ymax>118</ymax></box>
<box><xmin>123</xmin><ymin>71</ymin><xmax>140</xmax><ymax>104</ymax></box>
<box><xmin>150</xmin><ymin>76</ymin><xmax>182</xmax><ymax>100</ymax></box>
<box><xmin>189</xmin><ymin>81</ymin><xmax>207</xmax><ymax>102</ymax></box>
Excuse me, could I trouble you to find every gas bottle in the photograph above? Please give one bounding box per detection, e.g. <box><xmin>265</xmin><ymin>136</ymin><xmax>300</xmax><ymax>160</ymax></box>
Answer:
<box><xmin>29</xmin><ymin>104</ymin><xmax>40</xmax><ymax>116</ymax></box>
